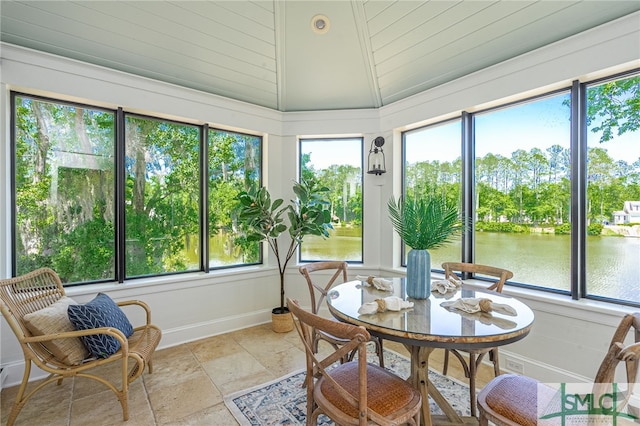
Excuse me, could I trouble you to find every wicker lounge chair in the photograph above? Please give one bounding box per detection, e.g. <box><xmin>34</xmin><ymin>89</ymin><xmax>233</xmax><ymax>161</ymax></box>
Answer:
<box><xmin>0</xmin><ymin>268</ymin><xmax>161</xmax><ymax>426</ymax></box>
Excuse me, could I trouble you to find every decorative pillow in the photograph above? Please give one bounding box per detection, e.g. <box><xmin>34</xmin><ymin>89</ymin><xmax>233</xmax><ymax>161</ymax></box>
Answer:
<box><xmin>67</xmin><ymin>293</ymin><xmax>134</xmax><ymax>358</ymax></box>
<box><xmin>23</xmin><ymin>296</ymin><xmax>90</xmax><ymax>366</ymax></box>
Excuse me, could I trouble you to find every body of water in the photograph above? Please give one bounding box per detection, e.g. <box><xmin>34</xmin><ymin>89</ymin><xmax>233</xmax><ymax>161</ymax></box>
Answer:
<box><xmin>195</xmin><ymin>226</ymin><xmax>638</xmax><ymax>303</ymax></box>
<box><xmin>436</xmin><ymin>232</ymin><xmax>639</xmax><ymax>303</ymax></box>
<box><xmin>304</xmin><ymin>227</ymin><xmax>640</xmax><ymax>303</ymax></box>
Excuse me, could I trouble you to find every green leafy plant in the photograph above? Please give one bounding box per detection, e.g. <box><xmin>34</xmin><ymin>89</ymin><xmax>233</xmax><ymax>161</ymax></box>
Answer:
<box><xmin>235</xmin><ymin>177</ymin><xmax>333</xmax><ymax>313</ymax></box>
<box><xmin>387</xmin><ymin>195</ymin><xmax>464</xmax><ymax>250</ymax></box>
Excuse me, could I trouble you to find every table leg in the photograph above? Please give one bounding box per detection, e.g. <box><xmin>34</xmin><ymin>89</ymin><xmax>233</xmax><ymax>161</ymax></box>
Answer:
<box><xmin>408</xmin><ymin>345</ymin><xmax>433</xmax><ymax>425</ymax></box>
<box><xmin>406</xmin><ymin>345</ymin><xmax>472</xmax><ymax>426</ymax></box>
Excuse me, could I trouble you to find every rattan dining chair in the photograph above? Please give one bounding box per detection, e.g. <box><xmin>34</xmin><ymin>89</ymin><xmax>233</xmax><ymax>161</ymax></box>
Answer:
<box><xmin>0</xmin><ymin>268</ymin><xmax>162</xmax><ymax>426</ymax></box>
<box><xmin>440</xmin><ymin>261</ymin><xmax>514</xmax><ymax>417</ymax></box>
<box><xmin>478</xmin><ymin>312</ymin><xmax>640</xmax><ymax>426</ymax></box>
<box><xmin>299</xmin><ymin>261</ymin><xmax>385</xmax><ymax>367</ymax></box>
<box><xmin>287</xmin><ymin>298</ymin><xmax>422</xmax><ymax>426</ymax></box>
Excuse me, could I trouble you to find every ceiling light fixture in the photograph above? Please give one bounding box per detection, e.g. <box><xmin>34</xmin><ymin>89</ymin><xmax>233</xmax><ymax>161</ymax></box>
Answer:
<box><xmin>311</xmin><ymin>15</ymin><xmax>330</xmax><ymax>35</ymax></box>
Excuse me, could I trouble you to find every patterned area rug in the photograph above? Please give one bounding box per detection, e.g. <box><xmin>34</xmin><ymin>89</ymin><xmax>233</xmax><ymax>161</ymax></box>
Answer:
<box><xmin>224</xmin><ymin>349</ymin><xmax>471</xmax><ymax>425</ymax></box>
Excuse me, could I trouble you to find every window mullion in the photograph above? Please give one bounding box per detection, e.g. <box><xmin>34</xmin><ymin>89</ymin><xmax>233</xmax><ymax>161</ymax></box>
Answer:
<box><xmin>116</xmin><ymin>107</ymin><xmax>126</xmax><ymax>283</ymax></box>
<box><xmin>570</xmin><ymin>80</ymin><xmax>587</xmax><ymax>300</ymax></box>
<box><xmin>201</xmin><ymin>124</ymin><xmax>209</xmax><ymax>273</ymax></box>
<box><xmin>461</xmin><ymin>111</ymin><xmax>474</xmax><ymax>266</ymax></box>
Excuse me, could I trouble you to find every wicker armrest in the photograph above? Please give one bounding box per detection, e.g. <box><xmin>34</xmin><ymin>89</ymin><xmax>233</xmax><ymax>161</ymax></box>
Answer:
<box><xmin>23</xmin><ymin>326</ymin><xmax>129</xmax><ymax>351</ymax></box>
<box><xmin>117</xmin><ymin>299</ymin><xmax>152</xmax><ymax>325</ymax></box>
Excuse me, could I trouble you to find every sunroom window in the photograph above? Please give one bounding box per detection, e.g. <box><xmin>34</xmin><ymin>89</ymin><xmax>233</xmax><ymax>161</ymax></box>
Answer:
<box><xmin>299</xmin><ymin>138</ymin><xmax>363</xmax><ymax>263</ymax></box>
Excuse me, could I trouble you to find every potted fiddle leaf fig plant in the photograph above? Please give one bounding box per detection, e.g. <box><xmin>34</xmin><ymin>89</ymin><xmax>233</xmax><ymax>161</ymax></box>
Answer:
<box><xmin>235</xmin><ymin>177</ymin><xmax>332</xmax><ymax>332</ymax></box>
<box><xmin>388</xmin><ymin>195</ymin><xmax>465</xmax><ymax>299</ymax></box>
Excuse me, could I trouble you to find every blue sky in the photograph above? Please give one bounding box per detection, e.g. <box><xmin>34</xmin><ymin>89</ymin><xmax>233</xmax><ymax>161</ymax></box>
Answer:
<box><xmin>406</xmin><ymin>95</ymin><xmax>639</xmax><ymax>163</ymax></box>
<box><xmin>302</xmin><ymin>94</ymin><xmax>639</xmax><ymax>169</ymax></box>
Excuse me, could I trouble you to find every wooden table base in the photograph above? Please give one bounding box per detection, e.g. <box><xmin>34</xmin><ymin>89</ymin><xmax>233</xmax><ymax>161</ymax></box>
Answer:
<box><xmin>406</xmin><ymin>345</ymin><xmax>479</xmax><ymax>426</ymax></box>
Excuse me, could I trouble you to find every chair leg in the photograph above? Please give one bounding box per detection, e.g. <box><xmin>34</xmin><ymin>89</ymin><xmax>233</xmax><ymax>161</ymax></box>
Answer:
<box><xmin>443</xmin><ymin>349</ymin><xmax>450</xmax><ymax>375</ymax></box>
<box><xmin>376</xmin><ymin>337</ymin><xmax>385</xmax><ymax>368</ymax></box>
<box><xmin>469</xmin><ymin>353</ymin><xmax>477</xmax><ymax>418</ymax></box>
<box><xmin>6</xmin><ymin>359</ymin><xmax>32</xmax><ymax>426</ymax></box>
<box><xmin>478</xmin><ymin>410</ymin><xmax>489</xmax><ymax>426</ymax></box>
<box><xmin>490</xmin><ymin>348</ymin><xmax>500</xmax><ymax>376</ymax></box>
<box><xmin>6</xmin><ymin>361</ymin><xmax>65</xmax><ymax>426</ymax></box>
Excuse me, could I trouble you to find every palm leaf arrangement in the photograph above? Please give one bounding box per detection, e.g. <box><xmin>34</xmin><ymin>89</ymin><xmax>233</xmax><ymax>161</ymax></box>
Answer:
<box><xmin>387</xmin><ymin>195</ymin><xmax>464</xmax><ymax>250</ymax></box>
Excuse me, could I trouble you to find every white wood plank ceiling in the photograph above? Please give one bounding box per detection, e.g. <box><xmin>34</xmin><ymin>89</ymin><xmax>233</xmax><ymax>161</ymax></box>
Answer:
<box><xmin>1</xmin><ymin>1</ymin><xmax>639</xmax><ymax>112</ymax></box>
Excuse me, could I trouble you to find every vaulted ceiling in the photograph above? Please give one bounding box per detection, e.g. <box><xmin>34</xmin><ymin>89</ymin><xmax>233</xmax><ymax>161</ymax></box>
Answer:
<box><xmin>1</xmin><ymin>1</ymin><xmax>638</xmax><ymax>112</ymax></box>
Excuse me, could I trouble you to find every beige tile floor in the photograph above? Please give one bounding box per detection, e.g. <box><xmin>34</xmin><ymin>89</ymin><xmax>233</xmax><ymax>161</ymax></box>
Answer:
<box><xmin>1</xmin><ymin>323</ymin><xmax>494</xmax><ymax>425</ymax></box>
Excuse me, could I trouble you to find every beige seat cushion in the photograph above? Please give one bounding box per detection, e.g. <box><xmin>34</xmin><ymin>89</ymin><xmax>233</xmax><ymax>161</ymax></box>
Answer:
<box><xmin>23</xmin><ymin>296</ymin><xmax>90</xmax><ymax>365</ymax></box>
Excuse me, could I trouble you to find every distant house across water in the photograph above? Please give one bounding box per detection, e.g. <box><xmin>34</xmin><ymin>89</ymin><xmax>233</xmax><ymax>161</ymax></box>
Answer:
<box><xmin>613</xmin><ymin>201</ymin><xmax>640</xmax><ymax>224</ymax></box>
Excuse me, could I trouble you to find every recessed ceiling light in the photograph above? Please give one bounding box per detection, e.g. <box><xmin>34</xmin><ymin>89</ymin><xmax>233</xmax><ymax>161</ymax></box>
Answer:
<box><xmin>311</xmin><ymin>15</ymin><xmax>330</xmax><ymax>35</ymax></box>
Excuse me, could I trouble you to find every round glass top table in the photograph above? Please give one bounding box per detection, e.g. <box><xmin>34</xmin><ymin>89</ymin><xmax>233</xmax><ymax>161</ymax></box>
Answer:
<box><xmin>326</xmin><ymin>278</ymin><xmax>535</xmax><ymax>426</ymax></box>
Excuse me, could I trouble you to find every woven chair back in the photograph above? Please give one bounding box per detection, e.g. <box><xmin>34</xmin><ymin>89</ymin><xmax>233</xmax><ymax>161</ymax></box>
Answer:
<box><xmin>299</xmin><ymin>261</ymin><xmax>348</xmax><ymax>314</ymax></box>
<box><xmin>0</xmin><ymin>268</ymin><xmax>66</xmax><ymax>360</ymax></box>
<box><xmin>442</xmin><ymin>262</ymin><xmax>513</xmax><ymax>293</ymax></box>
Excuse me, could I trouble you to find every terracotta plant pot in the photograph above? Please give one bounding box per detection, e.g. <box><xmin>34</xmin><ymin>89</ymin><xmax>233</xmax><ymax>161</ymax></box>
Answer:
<box><xmin>271</xmin><ymin>307</ymin><xmax>294</xmax><ymax>333</ymax></box>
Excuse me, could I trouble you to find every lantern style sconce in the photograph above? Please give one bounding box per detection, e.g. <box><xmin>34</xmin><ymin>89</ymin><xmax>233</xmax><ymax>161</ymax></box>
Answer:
<box><xmin>367</xmin><ymin>136</ymin><xmax>386</xmax><ymax>175</ymax></box>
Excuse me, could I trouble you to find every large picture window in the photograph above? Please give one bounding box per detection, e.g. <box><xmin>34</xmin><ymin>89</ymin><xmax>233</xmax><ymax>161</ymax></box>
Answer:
<box><xmin>401</xmin><ymin>71</ymin><xmax>640</xmax><ymax>306</ymax></box>
<box><xmin>12</xmin><ymin>94</ymin><xmax>263</xmax><ymax>284</ymax></box>
<box><xmin>299</xmin><ymin>138</ymin><xmax>363</xmax><ymax>262</ymax></box>
<box><xmin>208</xmin><ymin>130</ymin><xmax>261</xmax><ymax>267</ymax></box>
<box><xmin>585</xmin><ymin>74</ymin><xmax>640</xmax><ymax>303</ymax></box>
<box><xmin>13</xmin><ymin>95</ymin><xmax>116</xmax><ymax>282</ymax></box>
<box><xmin>474</xmin><ymin>93</ymin><xmax>572</xmax><ymax>292</ymax></box>
<box><xmin>403</xmin><ymin>120</ymin><xmax>462</xmax><ymax>270</ymax></box>
<box><xmin>124</xmin><ymin>115</ymin><xmax>201</xmax><ymax>278</ymax></box>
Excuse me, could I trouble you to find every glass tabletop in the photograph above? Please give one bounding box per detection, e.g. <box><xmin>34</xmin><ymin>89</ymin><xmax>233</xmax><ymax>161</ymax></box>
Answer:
<box><xmin>327</xmin><ymin>278</ymin><xmax>535</xmax><ymax>350</ymax></box>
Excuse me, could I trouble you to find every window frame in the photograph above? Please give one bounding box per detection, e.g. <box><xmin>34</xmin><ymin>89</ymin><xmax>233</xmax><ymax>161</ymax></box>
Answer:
<box><xmin>298</xmin><ymin>136</ymin><xmax>365</xmax><ymax>264</ymax></box>
<box><xmin>10</xmin><ymin>91</ymin><xmax>264</xmax><ymax>286</ymax></box>
<box><xmin>399</xmin><ymin>69</ymin><xmax>640</xmax><ymax>307</ymax></box>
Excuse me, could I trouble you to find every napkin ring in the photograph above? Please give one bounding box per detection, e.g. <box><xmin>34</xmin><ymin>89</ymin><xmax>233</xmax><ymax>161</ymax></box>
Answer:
<box><xmin>478</xmin><ymin>298</ymin><xmax>492</xmax><ymax>313</ymax></box>
<box><xmin>374</xmin><ymin>299</ymin><xmax>386</xmax><ymax>312</ymax></box>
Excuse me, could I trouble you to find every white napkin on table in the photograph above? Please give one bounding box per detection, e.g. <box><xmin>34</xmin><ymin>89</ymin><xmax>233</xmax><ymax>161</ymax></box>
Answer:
<box><xmin>358</xmin><ymin>296</ymin><xmax>414</xmax><ymax>315</ymax></box>
<box><xmin>440</xmin><ymin>297</ymin><xmax>517</xmax><ymax>316</ymax></box>
<box><xmin>431</xmin><ymin>276</ymin><xmax>462</xmax><ymax>294</ymax></box>
<box><xmin>356</xmin><ymin>275</ymin><xmax>393</xmax><ymax>291</ymax></box>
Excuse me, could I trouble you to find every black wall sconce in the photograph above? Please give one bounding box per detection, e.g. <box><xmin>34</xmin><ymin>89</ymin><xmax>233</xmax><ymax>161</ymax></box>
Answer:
<box><xmin>367</xmin><ymin>136</ymin><xmax>386</xmax><ymax>175</ymax></box>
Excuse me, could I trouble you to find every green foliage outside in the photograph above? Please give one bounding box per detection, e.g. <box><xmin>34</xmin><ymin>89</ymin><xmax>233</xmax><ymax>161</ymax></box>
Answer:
<box><xmin>587</xmin><ymin>223</ymin><xmax>604</xmax><ymax>236</ymax></box>
<box><xmin>14</xmin><ymin>97</ymin><xmax>260</xmax><ymax>283</ymax></box>
<box><xmin>554</xmin><ymin>224</ymin><xmax>571</xmax><ymax>235</ymax></box>
<box><xmin>476</xmin><ymin>222</ymin><xmax>529</xmax><ymax>233</ymax></box>
<box><xmin>11</xmin><ymin>75</ymin><xmax>639</xmax><ymax>285</ymax></box>
<box><xmin>301</xmin><ymin>152</ymin><xmax>362</xmax><ymax>226</ymax></box>
<box><xmin>406</xmin><ymin>76</ymin><xmax>640</xmax><ymax>241</ymax></box>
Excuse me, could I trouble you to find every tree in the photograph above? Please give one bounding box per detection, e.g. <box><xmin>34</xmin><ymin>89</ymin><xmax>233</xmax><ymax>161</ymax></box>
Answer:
<box><xmin>587</xmin><ymin>147</ymin><xmax>616</xmax><ymax>224</ymax></box>
<box><xmin>587</xmin><ymin>76</ymin><xmax>640</xmax><ymax>143</ymax></box>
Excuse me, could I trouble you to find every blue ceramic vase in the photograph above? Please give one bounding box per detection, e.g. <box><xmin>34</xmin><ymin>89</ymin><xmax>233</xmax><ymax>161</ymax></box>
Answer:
<box><xmin>406</xmin><ymin>249</ymin><xmax>431</xmax><ymax>299</ymax></box>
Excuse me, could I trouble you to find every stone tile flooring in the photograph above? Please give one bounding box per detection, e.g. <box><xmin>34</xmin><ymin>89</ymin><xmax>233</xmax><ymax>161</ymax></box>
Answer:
<box><xmin>1</xmin><ymin>323</ymin><xmax>494</xmax><ymax>425</ymax></box>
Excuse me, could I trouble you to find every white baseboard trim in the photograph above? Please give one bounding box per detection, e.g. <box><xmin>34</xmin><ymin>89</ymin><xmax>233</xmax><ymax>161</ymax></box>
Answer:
<box><xmin>497</xmin><ymin>350</ymin><xmax>590</xmax><ymax>384</ymax></box>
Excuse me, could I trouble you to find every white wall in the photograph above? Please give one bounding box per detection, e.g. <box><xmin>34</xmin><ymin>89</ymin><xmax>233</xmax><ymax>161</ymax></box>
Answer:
<box><xmin>1</xmin><ymin>12</ymin><xmax>639</xmax><ymax>388</ymax></box>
